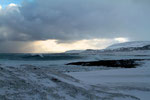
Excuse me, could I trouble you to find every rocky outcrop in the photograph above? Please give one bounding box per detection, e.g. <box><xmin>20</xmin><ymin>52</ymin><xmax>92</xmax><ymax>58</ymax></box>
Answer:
<box><xmin>66</xmin><ymin>59</ymin><xmax>149</xmax><ymax>68</ymax></box>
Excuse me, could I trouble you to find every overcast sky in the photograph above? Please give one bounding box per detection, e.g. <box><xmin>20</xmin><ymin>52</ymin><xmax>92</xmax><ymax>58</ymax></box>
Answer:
<box><xmin>0</xmin><ymin>0</ymin><xmax>150</xmax><ymax>53</ymax></box>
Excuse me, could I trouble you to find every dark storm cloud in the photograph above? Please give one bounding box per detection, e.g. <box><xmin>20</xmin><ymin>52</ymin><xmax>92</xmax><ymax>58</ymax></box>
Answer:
<box><xmin>0</xmin><ymin>0</ymin><xmax>150</xmax><ymax>42</ymax></box>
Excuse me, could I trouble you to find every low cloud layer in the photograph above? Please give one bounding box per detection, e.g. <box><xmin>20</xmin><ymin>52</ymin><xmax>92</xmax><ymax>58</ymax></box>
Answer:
<box><xmin>0</xmin><ymin>0</ymin><xmax>150</xmax><ymax>53</ymax></box>
<box><xmin>0</xmin><ymin>38</ymin><xmax>126</xmax><ymax>53</ymax></box>
<box><xmin>0</xmin><ymin>0</ymin><xmax>150</xmax><ymax>42</ymax></box>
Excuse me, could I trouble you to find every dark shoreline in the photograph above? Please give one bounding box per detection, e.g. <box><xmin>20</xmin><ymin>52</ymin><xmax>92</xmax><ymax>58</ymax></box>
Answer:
<box><xmin>66</xmin><ymin>59</ymin><xmax>150</xmax><ymax>68</ymax></box>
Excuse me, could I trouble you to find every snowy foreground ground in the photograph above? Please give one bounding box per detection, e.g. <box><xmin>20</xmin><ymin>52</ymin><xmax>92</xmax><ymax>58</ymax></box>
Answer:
<box><xmin>67</xmin><ymin>62</ymin><xmax>150</xmax><ymax>100</ymax></box>
<box><xmin>0</xmin><ymin>50</ymin><xmax>150</xmax><ymax>100</ymax></box>
<box><xmin>0</xmin><ymin>60</ymin><xmax>150</xmax><ymax>100</ymax></box>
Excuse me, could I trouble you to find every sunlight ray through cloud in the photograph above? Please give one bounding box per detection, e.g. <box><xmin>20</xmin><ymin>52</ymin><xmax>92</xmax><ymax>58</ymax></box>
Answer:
<box><xmin>31</xmin><ymin>38</ymin><xmax>126</xmax><ymax>53</ymax></box>
<box><xmin>8</xmin><ymin>3</ymin><xmax>17</xmax><ymax>7</ymax></box>
<box><xmin>0</xmin><ymin>5</ymin><xmax>2</xmax><ymax>10</ymax></box>
<box><xmin>114</xmin><ymin>37</ymin><xmax>129</xmax><ymax>43</ymax></box>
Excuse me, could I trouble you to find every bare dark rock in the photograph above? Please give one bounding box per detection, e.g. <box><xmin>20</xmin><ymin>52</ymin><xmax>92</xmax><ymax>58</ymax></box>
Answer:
<box><xmin>51</xmin><ymin>77</ymin><xmax>61</xmax><ymax>83</ymax></box>
<box><xmin>0</xmin><ymin>67</ymin><xmax>3</xmax><ymax>70</ymax></box>
<box><xmin>66</xmin><ymin>59</ymin><xmax>149</xmax><ymax>68</ymax></box>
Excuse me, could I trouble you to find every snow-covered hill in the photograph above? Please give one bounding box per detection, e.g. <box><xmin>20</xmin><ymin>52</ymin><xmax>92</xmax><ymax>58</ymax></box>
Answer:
<box><xmin>79</xmin><ymin>41</ymin><xmax>150</xmax><ymax>54</ymax></box>
<box><xmin>65</xmin><ymin>50</ymin><xmax>84</xmax><ymax>53</ymax></box>
<box><xmin>106</xmin><ymin>41</ymin><xmax>150</xmax><ymax>51</ymax></box>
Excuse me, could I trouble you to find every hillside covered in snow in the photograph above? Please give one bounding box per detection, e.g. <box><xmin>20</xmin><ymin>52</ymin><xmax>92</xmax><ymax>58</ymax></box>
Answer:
<box><xmin>76</xmin><ymin>41</ymin><xmax>150</xmax><ymax>54</ymax></box>
<box><xmin>106</xmin><ymin>41</ymin><xmax>150</xmax><ymax>51</ymax></box>
<box><xmin>65</xmin><ymin>41</ymin><xmax>150</xmax><ymax>54</ymax></box>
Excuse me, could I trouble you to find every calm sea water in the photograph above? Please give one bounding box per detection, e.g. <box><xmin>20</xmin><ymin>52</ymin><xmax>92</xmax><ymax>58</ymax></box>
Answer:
<box><xmin>0</xmin><ymin>53</ymin><xmax>100</xmax><ymax>72</ymax></box>
<box><xmin>0</xmin><ymin>53</ymin><xmax>84</xmax><ymax>61</ymax></box>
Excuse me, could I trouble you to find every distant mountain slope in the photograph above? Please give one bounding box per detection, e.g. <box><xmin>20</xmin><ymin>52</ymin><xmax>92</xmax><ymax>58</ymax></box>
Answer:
<box><xmin>65</xmin><ymin>41</ymin><xmax>150</xmax><ymax>54</ymax></box>
<box><xmin>106</xmin><ymin>41</ymin><xmax>150</xmax><ymax>50</ymax></box>
<box><xmin>65</xmin><ymin>50</ymin><xmax>84</xmax><ymax>53</ymax></box>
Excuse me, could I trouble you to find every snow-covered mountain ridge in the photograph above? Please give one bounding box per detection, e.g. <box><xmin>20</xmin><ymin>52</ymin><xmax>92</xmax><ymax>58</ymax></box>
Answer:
<box><xmin>64</xmin><ymin>41</ymin><xmax>150</xmax><ymax>54</ymax></box>
<box><xmin>106</xmin><ymin>41</ymin><xmax>150</xmax><ymax>50</ymax></box>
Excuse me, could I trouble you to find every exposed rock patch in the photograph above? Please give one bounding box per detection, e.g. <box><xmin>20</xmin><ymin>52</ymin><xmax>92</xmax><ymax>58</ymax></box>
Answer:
<box><xmin>66</xmin><ymin>59</ymin><xmax>149</xmax><ymax>68</ymax></box>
